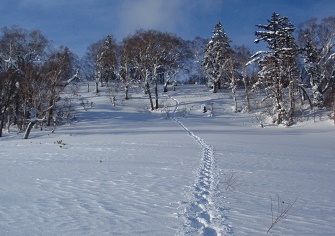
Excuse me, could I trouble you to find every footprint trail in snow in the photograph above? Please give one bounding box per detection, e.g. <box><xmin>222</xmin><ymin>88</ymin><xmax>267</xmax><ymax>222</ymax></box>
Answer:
<box><xmin>171</xmin><ymin>97</ymin><xmax>232</xmax><ymax>236</ymax></box>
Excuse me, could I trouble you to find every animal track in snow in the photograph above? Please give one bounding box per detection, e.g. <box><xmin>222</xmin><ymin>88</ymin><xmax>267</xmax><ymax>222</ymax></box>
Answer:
<box><xmin>171</xmin><ymin>97</ymin><xmax>232</xmax><ymax>236</ymax></box>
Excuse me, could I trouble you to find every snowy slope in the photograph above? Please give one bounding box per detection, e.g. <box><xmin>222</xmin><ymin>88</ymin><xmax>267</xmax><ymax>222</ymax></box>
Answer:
<box><xmin>0</xmin><ymin>83</ymin><xmax>334</xmax><ymax>236</ymax></box>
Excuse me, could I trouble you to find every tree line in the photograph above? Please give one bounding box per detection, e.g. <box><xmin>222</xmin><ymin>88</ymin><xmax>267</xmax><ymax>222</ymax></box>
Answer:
<box><xmin>82</xmin><ymin>13</ymin><xmax>335</xmax><ymax>126</ymax></box>
<box><xmin>203</xmin><ymin>13</ymin><xmax>335</xmax><ymax>126</ymax></box>
<box><xmin>82</xmin><ymin>30</ymin><xmax>189</xmax><ymax>110</ymax></box>
<box><xmin>1</xmin><ymin>13</ymin><xmax>334</xmax><ymax>138</ymax></box>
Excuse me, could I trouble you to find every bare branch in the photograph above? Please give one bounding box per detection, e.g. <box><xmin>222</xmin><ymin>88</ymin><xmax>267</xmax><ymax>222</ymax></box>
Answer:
<box><xmin>267</xmin><ymin>194</ymin><xmax>301</xmax><ymax>233</ymax></box>
<box><xmin>223</xmin><ymin>170</ymin><xmax>241</xmax><ymax>191</ymax></box>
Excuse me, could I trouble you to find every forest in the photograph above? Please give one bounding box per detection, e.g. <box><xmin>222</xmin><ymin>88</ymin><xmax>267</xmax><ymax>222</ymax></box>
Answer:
<box><xmin>1</xmin><ymin>13</ymin><xmax>335</xmax><ymax>138</ymax></box>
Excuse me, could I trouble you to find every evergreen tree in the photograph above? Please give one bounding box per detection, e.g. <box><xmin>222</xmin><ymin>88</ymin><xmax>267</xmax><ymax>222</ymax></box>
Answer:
<box><xmin>250</xmin><ymin>13</ymin><xmax>299</xmax><ymax>125</ymax></box>
<box><xmin>203</xmin><ymin>22</ymin><xmax>231</xmax><ymax>93</ymax></box>
<box><xmin>97</xmin><ymin>35</ymin><xmax>117</xmax><ymax>87</ymax></box>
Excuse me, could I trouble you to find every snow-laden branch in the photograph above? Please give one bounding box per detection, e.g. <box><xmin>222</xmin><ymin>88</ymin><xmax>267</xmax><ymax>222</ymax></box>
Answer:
<box><xmin>23</xmin><ymin>118</ymin><xmax>46</xmax><ymax>139</ymax></box>
<box><xmin>246</xmin><ymin>51</ymin><xmax>270</xmax><ymax>66</ymax></box>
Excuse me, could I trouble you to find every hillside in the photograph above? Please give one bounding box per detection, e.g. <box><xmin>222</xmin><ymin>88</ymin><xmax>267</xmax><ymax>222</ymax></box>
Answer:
<box><xmin>0</xmin><ymin>83</ymin><xmax>334</xmax><ymax>235</ymax></box>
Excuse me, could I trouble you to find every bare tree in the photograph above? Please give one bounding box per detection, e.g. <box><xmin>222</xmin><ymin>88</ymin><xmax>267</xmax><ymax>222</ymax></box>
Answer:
<box><xmin>41</xmin><ymin>46</ymin><xmax>77</xmax><ymax>126</ymax></box>
<box><xmin>161</xmin><ymin>34</ymin><xmax>184</xmax><ymax>93</ymax></box>
<box><xmin>297</xmin><ymin>17</ymin><xmax>335</xmax><ymax>108</ymax></box>
<box><xmin>223</xmin><ymin>169</ymin><xmax>241</xmax><ymax>191</ymax></box>
<box><xmin>81</xmin><ymin>38</ymin><xmax>104</xmax><ymax>82</ymax></box>
<box><xmin>121</xmin><ymin>30</ymin><xmax>183</xmax><ymax>110</ymax></box>
<box><xmin>188</xmin><ymin>36</ymin><xmax>208</xmax><ymax>85</ymax></box>
<box><xmin>235</xmin><ymin>45</ymin><xmax>253</xmax><ymax>112</ymax></box>
<box><xmin>267</xmin><ymin>194</ymin><xmax>301</xmax><ymax>233</ymax></box>
<box><xmin>225</xmin><ymin>48</ymin><xmax>240</xmax><ymax>112</ymax></box>
<box><xmin>120</xmin><ymin>35</ymin><xmax>141</xmax><ymax>100</ymax></box>
<box><xmin>0</xmin><ymin>26</ymin><xmax>49</xmax><ymax>136</ymax></box>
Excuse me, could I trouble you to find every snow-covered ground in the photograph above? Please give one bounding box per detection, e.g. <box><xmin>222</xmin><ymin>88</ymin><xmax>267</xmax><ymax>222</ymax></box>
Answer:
<box><xmin>0</xmin><ymin>83</ymin><xmax>334</xmax><ymax>235</ymax></box>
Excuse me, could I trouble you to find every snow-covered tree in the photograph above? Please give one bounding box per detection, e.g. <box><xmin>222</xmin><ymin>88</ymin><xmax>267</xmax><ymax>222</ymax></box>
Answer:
<box><xmin>81</xmin><ymin>38</ymin><xmax>104</xmax><ymax>82</ymax></box>
<box><xmin>203</xmin><ymin>22</ymin><xmax>231</xmax><ymax>93</ymax></box>
<box><xmin>297</xmin><ymin>17</ymin><xmax>335</xmax><ymax>108</ymax></box>
<box><xmin>0</xmin><ymin>26</ymin><xmax>78</xmax><ymax>138</ymax></box>
<box><xmin>96</xmin><ymin>35</ymin><xmax>117</xmax><ymax>87</ymax></box>
<box><xmin>183</xmin><ymin>37</ymin><xmax>208</xmax><ymax>85</ymax></box>
<box><xmin>225</xmin><ymin>49</ymin><xmax>240</xmax><ymax>112</ymax></box>
<box><xmin>0</xmin><ymin>26</ymin><xmax>49</xmax><ymax>136</ymax></box>
<box><xmin>161</xmin><ymin>34</ymin><xmax>184</xmax><ymax>93</ymax></box>
<box><xmin>121</xmin><ymin>30</ymin><xmax>183</xmax><ymax>110</ymax></box>
<box><xmin>234</xmin><ymin>45</ymin><xmax>252</xmax><ymax>112</ymax></box>
<box><xmin>121</xmin><ymin>30</ymin><xmax>157</xmax><ymax>110</ymax></box>
<box><xmin>119</xmin><ymin>38</ymin><xmax>133</xmax><ymax>100</ymax></box>
<box><xmin>42</xmin><ymin>46</ymin><xmax>77</xmax><ymax>126</ymax></box>
<box><xmin>250</xmin><ymin>13</ymin><xmax>300</xmax><ymax>125</ymax></box>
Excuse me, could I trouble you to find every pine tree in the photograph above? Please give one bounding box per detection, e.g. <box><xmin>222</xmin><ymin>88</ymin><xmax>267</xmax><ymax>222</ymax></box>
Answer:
<box><xmin>250</xmin><ymin>13</ymin><xmax>299</xmax><ymax>125</ymax></box>
<box><xmin>203</xmin><ymin>22</ymin><xmax>231</xmax><ymax>93</ymax></box>
<box><xmin>97</xmin><ymin>35</ymin><xmax>117</xmax><ymax>87</ymax></box>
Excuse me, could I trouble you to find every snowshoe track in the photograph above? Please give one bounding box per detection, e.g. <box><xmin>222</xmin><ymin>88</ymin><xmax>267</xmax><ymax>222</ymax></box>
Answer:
<box><xmin>171</xmin><ymin>97</ymin><xmax>231</xmax><ymax>236</ymax></box>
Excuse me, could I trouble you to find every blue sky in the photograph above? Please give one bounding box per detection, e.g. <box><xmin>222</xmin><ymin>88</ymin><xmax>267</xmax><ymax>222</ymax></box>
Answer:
<box><xmin>1</xmin><ymin>0</ymin><xmax>334</xmax><ymax>57</ymax></box>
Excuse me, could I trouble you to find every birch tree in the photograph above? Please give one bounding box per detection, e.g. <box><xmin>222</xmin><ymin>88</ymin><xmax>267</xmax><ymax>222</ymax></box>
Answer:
<box><xmin>234</xmin><ymin>45</ymin><xmax>252</xmax><ymax>112</ymax></box>
<box><xmin>41</xmin><ymin>46</ymin><xmax>77</xmax><ymax>126</ymax></box>
<box><xmin>122</xmin><ymin>30</ymin><xmax>182</xmax><ymax>110</ymax></box>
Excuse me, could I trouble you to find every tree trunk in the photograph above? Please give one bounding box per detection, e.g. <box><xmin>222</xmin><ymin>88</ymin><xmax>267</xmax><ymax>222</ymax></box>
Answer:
<box><xmin>0</xmin><ymin>106</ymin><xmax>8</xmax><ymax>137</ymax></box>
<box><xmin>23</xmin><ymin>120</ymin><xmax>37</xmax><ymax>139</ymax></box>
<box><xmin>125</xmin><ymin>84</ymin><xmax>129</xmax><ymax>100</ymax></box>
<box><xmin>217</xmin><ymin>79</ymin><xmax>221</xmax><ymax>90</ymax></box>
<box><xmin>0</xmin><ymin>114</ymin><xmax>4</xmax><ymax>138</ymax></box>
<box><xmin>276</xmin><ymin>90</ymin><xmax>282</xmax><ymax>125</ymax></box>
<box><xmin>154</xmin><ymin>79</ymin><xmax>159</xmax><ymax>109</ymax></box>
<box><xmin>46</xmin><ymin>92</ymin><xmax>55</xmax><ymax>126</ymax></box>
<box><xmin>145</xmin><ymin>79</ymin><xmax>154</xmax><ymax>110</ymax></box>
<box><xmin>288</xmin><ymin>78</ymin><xmax>295</xmax><ymax>126</ymax></box>
<box><xmin>243</xmin><ymin>67</ymin><xmax>251</xmax><ymax>112</ymax></box>
<box><xmin>95</xmin><ymin>81</ymin><xmax>99</xmax><ymax>94</ymax></box>
<box><xmin>146</xmin><ymin>83</ymin><xmax>154</xmax><ymax>111</ymax></box>
<box><xmin>231</xmin><ymin>68</ymin><xmax>238</xmax><ymax>113</ymax></box>
<box><xmin>163</xmin><ymin>83</ymin><xmax>168</xmax><ymax>93</ymax></box>
<box><xmin>100</xmin><ymin>74</ymin><xmax>104</xmax><ymax>87</ymax></box>
<box><xmin>163</xmin><ymin>76</ymin><xmax>171</xmax><ymax>93</ymax></box>
<box><xmin>333</xmin><ymin>84</ymin><xmax>335</xmax><ymax>125</ymax></box>
<box><xmin>144</xmin><ymin>69</ymin><xmax>154</xmax><ymax>110</ymax></box>
<box><xmin>232</xmin><ymin>87</ymin><xmax>238</xmax><ymax>113</ymax></box>
<box><xmin>22</xmin><ymin>100</ymin><xmax>29</xmax><ymax>130</ymax></box>
<box><xmin>298</xmin><ymin>85</ymin><xmax>313</xmax><ymax>110</ymax></box>
<box><xmin>23</xmin><ymin>118</ymin><xmax>47</xmax><ymax>139</ymax></box>
<box><xmin>6</xmin><ymin>107</ymin><xmax>11</xmax><ymax>132</ymax></box>
<box><xmin>213</xmin><ymin>81</ymin><xmax>218</xmax><ymax>93</ymax></box>
<box><xmin>275</xmin><ymin>76</ymin><xmax>284</xmax><ymax>125</ymax></box>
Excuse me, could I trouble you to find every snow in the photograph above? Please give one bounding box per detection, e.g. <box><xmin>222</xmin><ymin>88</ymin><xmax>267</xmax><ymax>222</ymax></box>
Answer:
<box><xmin>0</xmin><ymin>83</ymin><xmax>334</xmax><ymax>235</ymax></box>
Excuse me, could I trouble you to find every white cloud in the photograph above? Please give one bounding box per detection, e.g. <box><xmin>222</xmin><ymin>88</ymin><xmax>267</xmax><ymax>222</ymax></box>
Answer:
<box><xmin>116</xmin><ymin>0</ymin><xmax>224</xmax><ymax>38</ymax></box>
<box><xmin>118</xmin><ymin>0</ymin><xmax>182</xmax><ymax>35</ymax></box>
